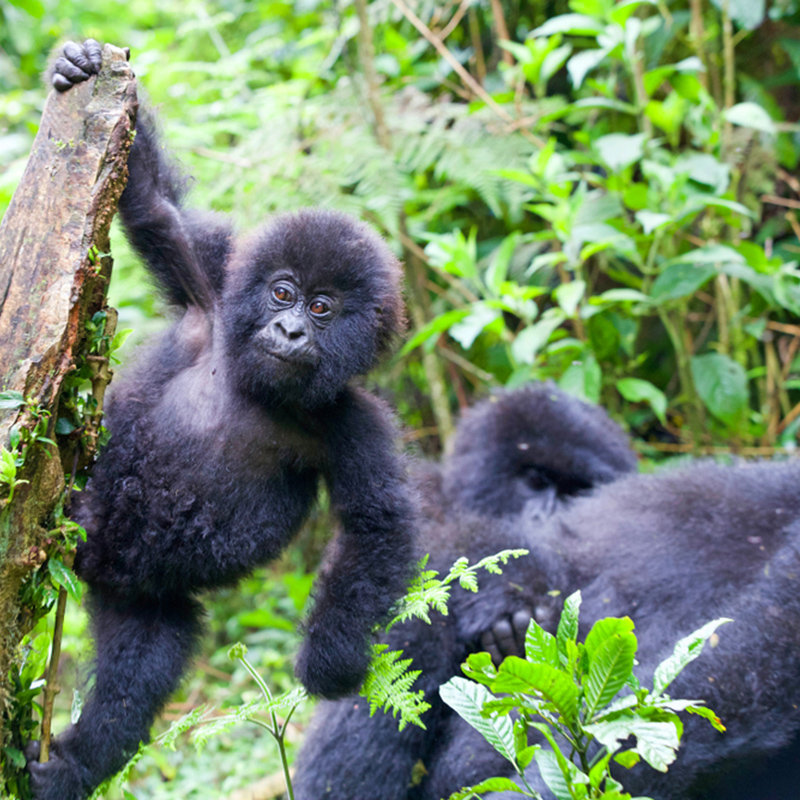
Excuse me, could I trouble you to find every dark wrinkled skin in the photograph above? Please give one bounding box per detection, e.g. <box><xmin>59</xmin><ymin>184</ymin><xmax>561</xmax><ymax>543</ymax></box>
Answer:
<box><xmin>28</xmin><ymin>40</ymin><xmax>415</xmax><ymax>800</ymax></box>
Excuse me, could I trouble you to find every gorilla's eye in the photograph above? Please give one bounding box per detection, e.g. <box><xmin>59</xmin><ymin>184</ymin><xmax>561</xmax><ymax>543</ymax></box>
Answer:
<box><xmin>273</xmin><ymin>285</ymin><xmax>293</xmax><ymax>303</ymax></box>
<box><xmin>309</xmin><ymin>299</ymin><xmax>331</xmax><ymax>316</ymax></box>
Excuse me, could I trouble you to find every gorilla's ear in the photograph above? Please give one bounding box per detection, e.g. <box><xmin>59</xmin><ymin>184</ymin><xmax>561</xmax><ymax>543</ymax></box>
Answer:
<box><xmin>442</xmin><ymin>383</ymin><xmax>637</xmax><ymax>517</ymax></box>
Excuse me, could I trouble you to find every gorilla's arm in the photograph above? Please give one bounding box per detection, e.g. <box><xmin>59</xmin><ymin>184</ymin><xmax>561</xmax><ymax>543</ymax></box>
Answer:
<box><xmin>52</xmin><ymin>40</ymin><xmax>232</xmax><ymax>307</ymax></box>
<box><xmin>117</xmin><ymin>107</ymin><xmax>233</xmax><ymax>307</ymax></box>
<box><xmin>295</xmin><ymin>390</ymin><xmax>416</xmax><ymax>698</ymax></box>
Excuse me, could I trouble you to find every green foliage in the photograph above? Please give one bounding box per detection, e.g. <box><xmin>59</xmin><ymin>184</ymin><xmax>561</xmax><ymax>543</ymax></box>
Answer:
<box><xmin>361</xmin><ymin>644</ymin><xmax>430</xmax><ymax>732</ymax></box>
<box><xmin>358</xmin><ymin>550</ymin><xmax>528</xmax><ymax>731</ymax></box>
<box><xmin>441</xmin><ymin>591</ymin><xmax>730</xmax><ymax>799</ymax></box>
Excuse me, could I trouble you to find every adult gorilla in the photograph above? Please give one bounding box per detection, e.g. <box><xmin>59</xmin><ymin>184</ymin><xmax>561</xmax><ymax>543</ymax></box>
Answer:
<box><xmin>294</xmin><ymin>384</ymin><xmax>638</xmax><ymax>799</ymax></box>
<box><xmin>295</xmin><ymin>386</ymin><xmax>800</xmax><ymax>800</ymax></box>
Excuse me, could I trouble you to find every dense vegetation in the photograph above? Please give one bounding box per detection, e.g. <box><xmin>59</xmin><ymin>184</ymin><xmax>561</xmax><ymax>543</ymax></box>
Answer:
<box><xmin>2</xmin><ymin>0</ymin><xmax>800</xmax><ymax>796</ymax></box>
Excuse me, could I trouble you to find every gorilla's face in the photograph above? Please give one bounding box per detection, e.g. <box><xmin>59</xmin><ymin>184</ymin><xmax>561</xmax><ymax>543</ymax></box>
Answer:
<box><xmin>255</xmin><ymin>274</ymin><xmax>340</xmax><ymax>369</ymax></box>
<box><xmin>223</xmin><ymin>209</ymin><xmax>403</xmax><ymax>409</ymax></box>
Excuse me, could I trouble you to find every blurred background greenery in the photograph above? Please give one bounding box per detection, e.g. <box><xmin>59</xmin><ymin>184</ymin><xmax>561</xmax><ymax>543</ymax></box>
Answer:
<box><xmin>4</xmin><ymin>0</ymin><xmax>800</xmax><ymax>795</ymax></box>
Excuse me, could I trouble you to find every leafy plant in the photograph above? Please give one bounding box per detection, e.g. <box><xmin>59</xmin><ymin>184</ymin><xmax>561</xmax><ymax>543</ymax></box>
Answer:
<box><xmin>441</xmin><ymin>591</ymin><xmax>729</xmax><ymax>799</ymax></box>
<box><xmin>361</xmin><ymin>549</ymin><xmax>529</xmax><ymax>730</ymax></box>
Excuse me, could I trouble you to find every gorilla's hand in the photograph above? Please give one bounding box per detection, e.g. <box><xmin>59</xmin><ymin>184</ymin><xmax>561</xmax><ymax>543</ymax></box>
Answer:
<box><xmin>25</xmin><ymin>738</ymin><xmax>84</xmax><ymax>800</ymax></box>
<box><xmin>52</xmin><ymin>40</ymin><xmax>103</xmax><ymax>92</ymax></box>
<box><xmin>479</xmin><ymin>609</ymin><xmax>532</xmax><ymax>667</ymax></box>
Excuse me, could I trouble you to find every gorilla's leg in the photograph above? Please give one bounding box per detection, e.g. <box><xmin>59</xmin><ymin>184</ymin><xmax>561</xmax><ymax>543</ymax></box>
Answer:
<box><xmin>28</xmin><ymin>590</ymin><xmax>203</xmax><ymax>800</ymax></box>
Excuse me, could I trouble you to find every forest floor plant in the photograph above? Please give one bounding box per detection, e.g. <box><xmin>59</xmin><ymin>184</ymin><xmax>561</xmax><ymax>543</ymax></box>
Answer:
<box><xmin>440</xmin><ymin>591</ymin><xmax>728</xmax><ymax>800</ymax></box>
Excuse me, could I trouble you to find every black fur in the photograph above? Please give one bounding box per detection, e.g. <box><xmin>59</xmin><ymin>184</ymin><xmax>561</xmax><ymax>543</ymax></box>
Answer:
<box><xmin>295</xmin><ymin>387</ymin><xmax>800</xmax><ymax>800</ymax></box>
<box><xmin>30</xmin><ymin>43</ymin><xmax>415</xmax><ymax>800</ymax></box>
<box><xmin>294</xmin><ymin>384</ymin><xmax>637</xmax><ymax>800</ymax></box>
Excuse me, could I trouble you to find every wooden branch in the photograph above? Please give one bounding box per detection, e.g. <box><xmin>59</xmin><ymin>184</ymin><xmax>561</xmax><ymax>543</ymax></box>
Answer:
<box><xmin>0</xmin><ymin>44</ymin><xmax>136</xmax><ymax>748</ymax></box>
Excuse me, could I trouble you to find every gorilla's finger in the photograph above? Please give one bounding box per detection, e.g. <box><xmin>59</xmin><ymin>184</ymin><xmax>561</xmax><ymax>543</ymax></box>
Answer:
<box><xmin>53</xmin><ymin>56</ymin><xmax>90</xmax><ymax>85</ymax></box>
<box><xmin>64</xmin><ymin>41</ymin><xmax>100</xmax><ymax>75</ymax></box>
<box><xmin>53</xmin><ymin>72</ymin><xmax>73</xmax><ymax>92</ymax></box>
<box><xmin>84</xmin><ymin>39</ymin><xmax>103</xmax><ymax>72</ymax></box>
<box><xmin>24</xmin><ymin>739</ymin><xmax>40</xmax><ymax>762</ymax></box>
<box><xmin>512</xmin><ymin>609</ymin><xmax>532</xmax><ymax>652</ymax></box>
<box><xmin>493</xmin><ymin>618</ymin><xmax>517</xmax><ymax>658</ymax></box>
<box><xmin>481</xmin><ymin>631</ymin><xmax>503</xmax><ymax>666</ymax></box>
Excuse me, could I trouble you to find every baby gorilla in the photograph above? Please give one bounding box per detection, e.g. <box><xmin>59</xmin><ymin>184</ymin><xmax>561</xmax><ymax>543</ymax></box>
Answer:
<box><xmin>27</xmin><ymin>41</ymin><xmax>415</xmax><ymax>800</ymax></box>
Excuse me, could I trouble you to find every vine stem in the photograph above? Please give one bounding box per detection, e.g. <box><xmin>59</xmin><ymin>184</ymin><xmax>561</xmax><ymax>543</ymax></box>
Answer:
<box><xmin>238</xmin><ymin>654</ymin><xmax>296</xmax><ymax>800</ymax></box>
<box><xmin>39</xmin><ymin>555</ymin><xmax>72</xmax><ymax>763</ymax></box>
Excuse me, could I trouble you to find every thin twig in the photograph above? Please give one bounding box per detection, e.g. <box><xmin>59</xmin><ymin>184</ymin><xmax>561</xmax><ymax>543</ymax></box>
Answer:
<box><xmin>762</xmin><ymin>194</ymin><xmax>800</xmax><ymax>211</ymax></box>
<box><xmin>389</xmin><ymin>0</ymin><xmax>545</xmax><ymax>147</ymax></box>
<box><xmin>489</xmin><ymin>0</ymin><xmax>514</xmax><ymax>65</ymax></box>
<box><xmin>439</xmin><ymin>0</ymin><xmax>471</xmax><ymax>41</ymax></box>
<box><xmin>355</xmin><ymin>0</ymin><xmax>391</xmax><ymax>148</ymax></box>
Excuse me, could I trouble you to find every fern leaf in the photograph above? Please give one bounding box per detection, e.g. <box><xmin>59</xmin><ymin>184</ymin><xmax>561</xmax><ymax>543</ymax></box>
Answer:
<box><xmin>361</xmin><ymin>644</ymin><xmax>431</xmax><ymax>731</ymax></box>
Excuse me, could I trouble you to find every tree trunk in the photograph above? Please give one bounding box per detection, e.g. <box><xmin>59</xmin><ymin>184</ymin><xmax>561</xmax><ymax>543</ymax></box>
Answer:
<box><xmin>0</xmin><ymin>43</ymin><xmax>137</xmax><ymax>760</ymax></box>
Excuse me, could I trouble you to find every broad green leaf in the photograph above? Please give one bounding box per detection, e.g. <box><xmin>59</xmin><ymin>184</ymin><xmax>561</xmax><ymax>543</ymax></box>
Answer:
<box><xmin>0</xmin><ymin>390</ymin><xmax>25</xmax><ymax>410</ymax></box>
<box><xmin>584</xmin><ymin>617</ymin><xmax>635</xmax><ymax>660</ymax></box>
<box><xmin>663</xmin><ymin>244</ymin><xmax>745</xmax><ymax>267</ymax></box>
<box><xmin>652</xmin><ymin>618</ymin><xmax>732</xmax><ymax>696</ymax></box>
<box><xmin>449</xmin><ymin>304</ymin><xmax>502</xmax><ymax>350</ymax></box>
<box><xmin>530</xmin><ymin>14</ymin><xmax>604</xmax><ymax>37</ymax></box>
<box><xmin>584</xmin><ymin>631</ymin><xmax>637</xmax><ymax>718</ymax></box>
<box><xmin>616</xmin><ymin>378</ymin><xmax>667</xmax><ymax>423</ymax></box>
<box><xmin>559</xmin><ymin>353</ymin><xmax>602</xmax><ymax>403</ymax></box>
<box><xmin>686</xmin><ymin>704</ymin><xmax>726</xmax><ymax>732</ymax></box>
<box><xmin>571</xmin><ymin>97</ymin><xmax>638</xmax><ymax>114</ymax></box>
<box><xmin>4</xmin><ymin>746</ymin><xmax>25</xmax><ymax>769</ymax></box>
<box><xmin>610</xmin><ymin>0</ymin><xmax>656</xmax><ymax>24</ymax></box>
<box><xmin>690</xmin><ymin>354</ymin><xmax>748</xmax><ymax>429</ymax></box>
<box><xmin>568</xmin><ymin>48</ymin><xmax>611</xmax><ymax>88</ymax></box>
<box><xmin>614</xmin><ymin>750</ymin><xmax>641</xmax><ymax>769</ymax></box>
<box><xmin>439</xmin><ymin>678</ymin><xmax>516</xmax><ymax>763</ymax></box>
<box><xmin>541</xmin><ymin>44</ymin><xmax>573</xmax><ymax>84</ymax></box>
<box><xmin>462</xmin><ymin>651</ymin><xmax>498</xmax><ymax>687</ymax></box>
<box><xmin>485</xmin><ymin>233</ymin><xmax>520</xmax><ymax>295</ymax></box>
<box><xmin>400</xmin><ymin>309</ymin><xmax>470</xmax><ymax>355</ymax></box>
<box><xmin>724</xmin><ymin>102</ymin><xmax>775</xmax><ymax>134</ymax></box>
<box><xmin>534</xmin><ymin>749</ymin><xmax>573</xmax><ymax>800</ymax></box>
<box><xmin>447</xmin><ymin>777</ymin><xmax>526</xmax><ymax>800</ymax></box>
<box><xmin>556</xmin><ymin>591</ymin><xmax>581</xmax><ymax>660</ymax></box>
<box><xmin>554</xmin><ymin>280</ymin><xmax>585</xmax><ymax>316</ymax></box>
<box><xmin>7</xmin><ymin>0</ymin><xmax>45</xmax><ymax>17</ymax></box>
<box><xmin>525</xmin><ymin>619</ymin><xmax>560</xmax><ymax>667</ymax></box>
<box><xmin>49</xmin><ymin>558</ymin><xmax>82</xmax><ymax>603</ymax></box>
<box><xmin>583</xmin><ymin>718</ymin><xmax>680</xmax><ymax>771</ymax></box>
<box><xmin>593</xmin><ymin>288</ymin><xmax>650</xmax><ymax>304</ymax></box>
<box><xmin>636</xmin><ymin>210</ymin><xmax>672</xmax><ymax>234</ymax></box>
<box><xmin>517</xmin><ymin>744</ymin><xmax>539</xmax><ymax>769</ymax></box>
<box><xmin>675</xmin><ymin>153</ymin><xmax>730</xmax><ymax>194</ymax></box>
<box><xmin>594</xmin><ymin>133</ymin><xmax>647</xmax><ymax>171</ymax></box>
<box><xmin>650</xmin><ymin>263</ymin><xmax>715</xmax><ymax>302</ymax></box>
<box><xmin>111</xmin><ymin>328</ymin><xmax>134</xmax><ymax>352</ymax></box>
<box><xmin>491</xmin><ymin>657</ymin><xmax>580</xmax><ymax>721</ymax></box>
<box><xmin>498</xmin><ymin>39</ymin><xmax>535</xmax><ymax>64</ymax></box>
<box><xmin>512</xmin><ymin>310</ymin><xmax>566</xmax><ymax>365</ymax></box>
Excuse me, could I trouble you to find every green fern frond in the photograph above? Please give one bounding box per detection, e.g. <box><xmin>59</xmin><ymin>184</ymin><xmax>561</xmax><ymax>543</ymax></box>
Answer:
<box><xmin>361</xmin><ymin>644</ymin><xmax>431</xmax><ymax>732</ymax></box>
<box><xmin>363</xmin><ymin>549</ymin><xmax>530</xmax><ymax>731</ymax></box>
<box><xmin>192</xmin><ymin>687</ymin><xmax>307</xmax><ymax>751</ymax></box>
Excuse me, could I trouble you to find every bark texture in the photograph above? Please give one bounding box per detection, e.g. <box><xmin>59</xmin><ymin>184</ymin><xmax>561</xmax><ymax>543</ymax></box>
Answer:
<box><xmin>0</xmin><ymin>44</ymin><xmax>137</xmax><ymax>727</ymax></box>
